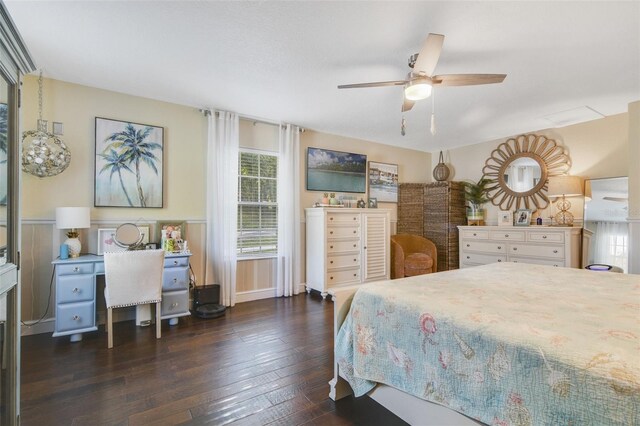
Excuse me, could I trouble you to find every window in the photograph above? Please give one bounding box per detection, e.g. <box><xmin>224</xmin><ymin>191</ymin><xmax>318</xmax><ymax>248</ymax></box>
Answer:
<box><xmin>237</xmin><ymin>149</ymin><xmax>278</xmax><ymax>257</ymax></box>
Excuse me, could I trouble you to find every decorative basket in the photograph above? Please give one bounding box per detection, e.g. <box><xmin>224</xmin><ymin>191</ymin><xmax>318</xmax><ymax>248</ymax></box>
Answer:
<box><xmin>432</xmin><ymin>151</ymin><xmax>450</xmax><ymax>182</ymax></box>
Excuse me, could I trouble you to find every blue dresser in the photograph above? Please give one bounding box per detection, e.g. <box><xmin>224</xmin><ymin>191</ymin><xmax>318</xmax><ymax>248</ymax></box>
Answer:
<box><xmin>51</xmin><ymin>253</ymin><xmax>192</xmax><ymax>341</ymax></box>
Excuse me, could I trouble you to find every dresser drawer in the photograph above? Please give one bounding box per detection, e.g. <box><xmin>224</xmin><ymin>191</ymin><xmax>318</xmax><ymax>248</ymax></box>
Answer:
<box><xmin>327</xmin><ymin>226</ymin><xmax>360</xmax><ymax>239</ymax></box>
<box><xmin>527</xmin><ymin>231</ymin><xmax>564</xmax><ymax>243</ymax></box>
<box><xmin>163</xmin><ymin>268</ymin><xmax>189</xmax><ymax>291</ymax></box>
<box><xmin>56</xmin><ymin>301</ymin><xmax>95</xmax><ymax>333</ymax></box>
<box><xmin>510</xmin><ymin>257</ymin><xmax>563</xmax><ymax>267</ymax></box>
<box><xmin>461</xmin><ymin>230</ymin><xmax>489</xmax><ymax>240</ymax></box>
<box><xmin>57</xmin><ymin>275</ymin><xmax>95</xmax><ymax>303</ymax></box>
<box><xmin>327</xmin><ymin>212</ymin><xmax>360</xmax><ymax>224</ymax></box>
<box><xmin>327</xmin><ymin>253</ymin><xmax>360</xmax><ymax>269</ymax></box>
<box><xmin>327</xmin><ymin>240</ymin><xmax>360</xmax><ymax>254</ymax></box>
<box><xmin>509</xmin><ymin>244</ymin><xmax>564</xmax><ymax>259</ymax></box>
<box><xmin>490</xmin><ymin>230</ymin><xmax>525</xmax><ymax>241</ymax></box>
<box><xmin>461</xmin><ymin>240</ymin><xmax>506</xmax><ymax>254</ymax></box>
<box><xmin>161</xmin><ymin>290</ymin><xmax>189</xmax><ymax>317</ymax></box>
<box><xmin>165</xmin><ymin>256</ymin><xmax>189</xmax><ymax>268</ymax></box>
<box><xmin>461</xmin><ymin>253</ymin><xmax>507</xmax><ymax>265</ymax></box>
<box><xmin>57</xmin><ymin>263</ymin><xmax>94</xmax><ymax>275</ymax></box>
<box><xmin>327</xmin><ymin>268</ymin><xmax>360</xmax><ymax>285</ymax></box>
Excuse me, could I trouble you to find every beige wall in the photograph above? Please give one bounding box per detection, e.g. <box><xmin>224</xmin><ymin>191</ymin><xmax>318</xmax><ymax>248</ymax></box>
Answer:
<box><xmin>628</xmin><ymin>101</ymin><xmax>639</xmax><ymax>274</ymax></box>
<box><xmin>436</xmin><ymin>113</ymin><xmax>630</xmax><ymax>224</ymax></box>
<box><xmin>20</xmin><ymin>77</ymin><xmax>431</xmax><ymax>321</ymax></box>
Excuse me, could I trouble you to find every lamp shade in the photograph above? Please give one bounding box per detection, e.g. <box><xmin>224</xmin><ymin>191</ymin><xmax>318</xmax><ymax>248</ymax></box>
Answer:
<box><xmin>547</xmin><ymin>176</ymin><xmax>583</xmax><ymax>198</ymax></box>
<box><xmin>55</xmin><ymin>207</ymin><xmax>90</xmax><ymax>229</ymax></box>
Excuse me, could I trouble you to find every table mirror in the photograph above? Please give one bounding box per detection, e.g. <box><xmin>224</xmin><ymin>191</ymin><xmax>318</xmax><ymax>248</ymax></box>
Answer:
<box><xmin>482</xmin><ymin>134</ymin><xmax>571</xmax><ymax>211</ymax></box>
<box><xmin>113</xmin><ymin>223</ymin><xmax>144</xmax><ymax>249</ymax></box>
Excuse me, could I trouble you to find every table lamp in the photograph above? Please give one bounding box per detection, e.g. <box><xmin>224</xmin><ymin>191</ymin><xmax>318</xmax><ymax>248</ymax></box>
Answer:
<box><xmin>56</xmin><ymin>207</ymin><xmax>90</xmax><ymax>257</ymax></box>
<box><xmin>547</xmin><ymin>176</ymin><xmax>583</xmax><ymax>226</ymax></box>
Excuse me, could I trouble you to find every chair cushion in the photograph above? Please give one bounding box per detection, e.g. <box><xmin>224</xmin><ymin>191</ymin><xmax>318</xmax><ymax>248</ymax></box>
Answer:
<box><xmin>404</xmin><ymin>253</ymin><xmax>434</xmax><ymax>277</ymax></box>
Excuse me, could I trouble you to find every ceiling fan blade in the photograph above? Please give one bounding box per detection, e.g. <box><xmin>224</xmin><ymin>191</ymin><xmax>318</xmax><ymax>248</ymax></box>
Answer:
<box><xmin>413</xmin><ymin>33</ymin><xmax>444</xmax><ymax>77</ymax></box>
<box><xmin>402</xmin><ymin>98</ymin><xmax>415</xmax><ymax>112</ymax></box>
<box><xmin>432</xmin><ymin>74</ymin><xmax>507</xmax><ymax>86</ymax></box>
<box><xmin>338</xmin><ymin>80</ymin><xmax>407</xmax><ymax>89</ymax></box>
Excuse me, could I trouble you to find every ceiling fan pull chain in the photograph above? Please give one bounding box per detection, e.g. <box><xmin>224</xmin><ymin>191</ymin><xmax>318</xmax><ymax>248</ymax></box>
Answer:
<box><xmin>401</xmin><ymin>116</ymin><xmax>406</xmax><ymax>136</ymax></box>
<box><xmin>430</xmin><ymin>89</ymin><xmax>436</xmax><ymax>135</ymax></box>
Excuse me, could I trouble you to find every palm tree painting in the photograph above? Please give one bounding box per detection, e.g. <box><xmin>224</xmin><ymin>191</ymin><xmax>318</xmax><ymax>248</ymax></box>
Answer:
<box><xmin>95</xmin><ymin>118</ymin><xmax>163</xmax><ymax>208</ymax></box>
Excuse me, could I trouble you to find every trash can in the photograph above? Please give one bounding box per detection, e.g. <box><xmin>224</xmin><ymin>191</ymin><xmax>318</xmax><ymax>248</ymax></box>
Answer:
<box><xmin>585</xmin><ymin>264</ymin><xmax>624</xmax><ymax>273</ymax></box>
<box><xmin>193</xmin><ymin>284</ymin><xmax>226</xmax><ymax>318</ymax></box>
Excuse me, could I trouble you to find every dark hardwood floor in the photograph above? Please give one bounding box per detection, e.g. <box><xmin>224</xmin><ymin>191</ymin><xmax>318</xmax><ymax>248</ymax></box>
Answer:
<box><xmin>21</xmin><ymin>293</ymin><xmax>407</xmax><ymax>425</ymax></box>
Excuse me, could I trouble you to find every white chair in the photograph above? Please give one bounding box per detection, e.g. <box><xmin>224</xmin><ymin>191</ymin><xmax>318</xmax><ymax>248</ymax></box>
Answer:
<box><xmin>104</xmin><ymin>250</ymin><xmax>165</xmax><ymax>348</ymax></box>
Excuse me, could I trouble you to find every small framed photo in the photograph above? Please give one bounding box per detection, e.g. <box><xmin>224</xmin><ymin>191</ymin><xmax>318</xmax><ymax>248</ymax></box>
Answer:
<box><xmin>514</xmin><ymin>209</ymin><xmax>533</xmax><ymax>226</ymax></box>
<box><xmin>368</xmin><ymin>197</ymin><xmax>378</xmax><ymax>208</ymax></box>
<box><xmin>156</xmin><ymin>221</ymin><xmax>186</xmax><ymax>242</ymax></box>
<box><xmin>498</xmin><ymin>211</ymin><xmax>513</xmax><ymax>227</ymax></box>
<box><xmin>97</xmin><ymin>228</ymin><xmax>125</xmax><ymax>255</ymax></box>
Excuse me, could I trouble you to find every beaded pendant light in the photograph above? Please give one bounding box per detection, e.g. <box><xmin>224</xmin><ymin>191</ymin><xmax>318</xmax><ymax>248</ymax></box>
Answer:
<box><xmin>21</xmin><ymin>71</ymin><xmax>71</xmax><ymax>177</ymax></box>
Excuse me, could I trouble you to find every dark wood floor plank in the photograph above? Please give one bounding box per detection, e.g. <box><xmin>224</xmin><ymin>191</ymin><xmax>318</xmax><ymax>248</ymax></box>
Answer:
<box><xmin>21</xmin><ymin>293</ymin><xmax>406</xmax><ymax>426</ymax></box>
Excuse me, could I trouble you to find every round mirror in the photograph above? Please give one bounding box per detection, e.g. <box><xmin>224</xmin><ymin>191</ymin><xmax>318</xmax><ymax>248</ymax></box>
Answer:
<box><xmin>113</xmin><ymin>223</ymin><xmax>142</xmax><ymax>248</ymax></box>
<box><xmin>482</xmin><ymin>134</ymin><xmax>571</xmax><ymax>211</ymax></box>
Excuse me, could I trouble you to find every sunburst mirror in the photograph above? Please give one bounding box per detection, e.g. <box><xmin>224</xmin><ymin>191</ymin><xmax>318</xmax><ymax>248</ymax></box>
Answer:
<box><xmin>482</xmin><ymin>134</ymin><xmax>571</xmax><ymax>211</ymax></box>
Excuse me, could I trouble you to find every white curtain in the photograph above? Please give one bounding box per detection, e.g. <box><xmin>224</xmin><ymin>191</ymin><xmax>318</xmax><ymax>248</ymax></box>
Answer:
<box><xmin>205</xmin><ymin>110</ymin><xmax>239</xmax><ymax>307</ymax></box>
<box><xmin>276</xmin><ymin>123</ymin><xmax>301</xmax><ymax>297</ymax></box>
<box><xmin>593</xmin><ymin>221</ymin><xmax>629</xmax><ymax>272</ymax></box>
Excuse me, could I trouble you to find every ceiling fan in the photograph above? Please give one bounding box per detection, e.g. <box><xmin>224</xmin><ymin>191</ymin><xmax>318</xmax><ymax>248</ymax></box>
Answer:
<box><xmin>338</xmin><ymin>33</ymin><xmax>506</xmax><ymax>134</ymax></box>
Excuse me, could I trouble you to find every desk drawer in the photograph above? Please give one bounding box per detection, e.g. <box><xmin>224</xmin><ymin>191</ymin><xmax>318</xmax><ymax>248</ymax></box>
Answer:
<box><xmin>164</xmin><ymin>257</ymin><xmax>189</xmax><ymax>268</ymax></box>
<box><xmin>57</xmin><ymin>263</ymin><xmax>94</xmax><ymax>275</ymax></box>
<box><xmin>56</xmin><ymin>301</ymin><xmax>95</xmax><ymax>333</ymax></box>
<box><xmin>490</xmin><ymin>230</ymin><xmax>525</xmax><ymax>241</ymax></box>
<box><xmin>58</xmin><ymin>275</ymin><xmax>94</xmax><ymax>303</ymax></box>
<box><xmin>510</xmin><ymin>244</ymin><xmax>563</xmax><ymax>259</ymax></box>
<box><xmin>327</xmin><ymin>226</ymin><xmax>360</xmax><ymax>239</ymax></box>
<box><xmin>163</xmin><ymin>268</ymin><xmax>189</xmax><ymax>291</ymax></box>
<box><xmin>161</xmin><ymin>290</ymin><xmax>189</xmax><ymax>317</ymax></box>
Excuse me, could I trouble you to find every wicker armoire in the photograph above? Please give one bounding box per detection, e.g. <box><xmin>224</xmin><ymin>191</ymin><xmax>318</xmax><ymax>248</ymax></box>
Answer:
<box><xmin>397</xmin><ymin>182</ymin><xmax>466</xmax><ymax>271</ymax></box>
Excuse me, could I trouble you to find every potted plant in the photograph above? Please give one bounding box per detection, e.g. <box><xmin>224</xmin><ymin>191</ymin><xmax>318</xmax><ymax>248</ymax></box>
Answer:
<box><xmin>464</xmin><ymin>178</ymin><xmax>491</xmax><ymax>225</ymax></box>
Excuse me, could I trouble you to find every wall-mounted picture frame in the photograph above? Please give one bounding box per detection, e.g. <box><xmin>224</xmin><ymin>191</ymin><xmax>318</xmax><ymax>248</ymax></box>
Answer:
<box><xmin>156</xmin><ymin>221</ymin><xmax>186</xmax><ymax>242</ymax></box>
<box><xmin>368</xmin><ymin>161</ymin><xmax>398</xmax><ymax>203</ymax></box>
<box><xmin>0</xmin><ymin>103</ymin><xmax>7</xmax><ymax>206</ymax></box>
<box><xmin>497</xmin><ymin>211</ymin><xmax>513</xmax><ymax>227</ymax></box>
<box><xmin>514</xmin><ymin>209</ymin><xmax>533</xmax><ymax>226</ymax></box>
<box><xmin>94</xmin><ymin>117</ymin><xmax>164</xmax><ymax>208</ymax></box>
<box><xmin>306</xmin><ymin>147</ymin><xmax>366</xmax><ymax>193</ymax></box>
<box><xmin>97</xmin><ymin>228</ymin><xmax>125</xmax><ymax>255</ymax></box>
<box><xmin>368</xmin><ymin>197</ymin><xmax>378</xmax><ymax>208</ymax></box>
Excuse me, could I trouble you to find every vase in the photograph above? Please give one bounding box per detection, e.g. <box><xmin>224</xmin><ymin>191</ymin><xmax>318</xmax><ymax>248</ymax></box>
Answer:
<box><xmin>321</xmin><ymin>193</ymin><xmax>329</xmax><ymax>204</ymax></box>
<box><xmin>329</xmin><ymin>193</ymin><xmax>338</xmax><ymax>205</ymax></box>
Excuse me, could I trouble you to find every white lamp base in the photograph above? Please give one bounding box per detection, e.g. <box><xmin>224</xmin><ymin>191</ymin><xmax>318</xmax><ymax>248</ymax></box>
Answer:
<box><xmin>65</xmin><ymin>237</ymin><xmax>81</xmax><ymax>258</ymax></box>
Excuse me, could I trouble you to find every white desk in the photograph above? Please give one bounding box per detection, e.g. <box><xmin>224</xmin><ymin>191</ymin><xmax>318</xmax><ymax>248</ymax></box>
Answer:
<box><xmin>51</xmin><ymin>253</ymin><xmax>191</xmax><ymax>342</ymax></box>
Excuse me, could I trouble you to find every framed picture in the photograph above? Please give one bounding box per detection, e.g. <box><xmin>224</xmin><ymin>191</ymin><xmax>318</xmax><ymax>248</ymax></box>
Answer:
<box><xmin>97</xmin><ymin>228</ymin><xmax>125</xmax><ymax>255</ymax></box>
<box><xmin>514</xmin><ymin>209</ymin><xmax>532</xmax><ymax>226</ymax></box>
<box><xmin>368</xmin><ymin>197</ymin><xmax>378</xmax><ymax>208</ymax></box>
<box><xmin>306</xmin><ymin>147</ymin><xmax>366</xmax><ymax>193</ymax></box>
<box><xmin>137</xmin><ymin>225</ymin><xmax>151</xmax><ymax>244</ymax></box>
<box><xmin>368</xmin><ymin>161</ymin><xmax>398</xmax><ymax>203</ymax></box>
<box><xmin>156</xmin><ymin>221</ymin><xmax>186</xmax><ymax>242</ymax></box>
<box><xmin>94</xmin><ymin>117</ymin><xmax>164</xmax><ymax>208</ymax></box>
<box><xmin>0</xmin><ymin>103</ymin><xmax>7</xmax><ymax>205</ymax></box>
<box><xmin>497</xmin><ymin>211</ymin><xmax>513</xmax><ymax>227</ymax></box>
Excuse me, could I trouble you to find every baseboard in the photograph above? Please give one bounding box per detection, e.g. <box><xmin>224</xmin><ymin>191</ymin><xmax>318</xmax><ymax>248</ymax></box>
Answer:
<box><xmin>297</xmin><ymin>283</ymin><xmax>307</xmax><ymax>293</ymax></box>
<box><xmin>21</xmin><ymin>318</ymin><xmax>55</xmax><ymax>336</ymax></box>
<box><xmin>236</xmin><ymin>287</ymin><xmax>277</xmax><ymax>303</ymax></box>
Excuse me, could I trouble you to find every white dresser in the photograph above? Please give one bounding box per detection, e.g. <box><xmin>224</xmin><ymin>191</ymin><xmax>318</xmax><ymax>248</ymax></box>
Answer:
<box><xmin>458</xmin><ymin>226</ymin><xmax>582</xmax><ymax>268</ymax></box>
<box><xmin>305</xmin><ymin>208</ymin><xmax>390</xmax><ymax>298</ymax></box>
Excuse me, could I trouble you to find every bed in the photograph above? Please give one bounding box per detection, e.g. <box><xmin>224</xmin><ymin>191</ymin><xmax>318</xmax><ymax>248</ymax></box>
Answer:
<box><xmin>329</xmin><ymin>263</ymin><xmax>639</xmax><ymax>425</ymax></box>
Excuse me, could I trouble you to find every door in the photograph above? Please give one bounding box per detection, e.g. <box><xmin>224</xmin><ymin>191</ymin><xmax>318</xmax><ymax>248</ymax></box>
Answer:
<box><xmin>362</xmin><ymin>213</ymin><xmax>389</xmax><ymax>282</ymax></box>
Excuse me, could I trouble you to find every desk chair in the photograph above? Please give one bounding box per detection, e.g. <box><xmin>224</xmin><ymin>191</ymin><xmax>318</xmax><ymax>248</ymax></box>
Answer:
<box><xmin>104</xmin><ymin>250</ymin><xmax>165</xmax><ymax>348</ymax></box>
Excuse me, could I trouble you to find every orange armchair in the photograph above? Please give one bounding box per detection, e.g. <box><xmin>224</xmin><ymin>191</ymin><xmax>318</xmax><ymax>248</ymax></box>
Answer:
<box><xmin>390</xmin><ymin>234</ymin><xmax>438</xmax><ymax>279</ymax></box>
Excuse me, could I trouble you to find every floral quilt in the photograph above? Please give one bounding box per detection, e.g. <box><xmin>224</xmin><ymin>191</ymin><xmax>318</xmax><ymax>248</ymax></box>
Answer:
<box><xmin>335</xmin><ymin>263</ymin><xmax>640</xmax><ymax>425</ymax></box>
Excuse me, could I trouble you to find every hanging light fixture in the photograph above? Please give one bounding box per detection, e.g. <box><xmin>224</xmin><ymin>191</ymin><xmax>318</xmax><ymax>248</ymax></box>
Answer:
<box><xmin>22</xmin><ymin>71</ymin><xmax>70</xmax><ymax>177</ymax></box>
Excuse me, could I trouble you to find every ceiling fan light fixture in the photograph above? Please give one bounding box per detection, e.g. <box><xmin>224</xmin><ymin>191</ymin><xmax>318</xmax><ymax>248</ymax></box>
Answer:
<box><xmin>404</xmin><ymin>79</ymin><xmax>432</xmax><ymax>101</ymax></box>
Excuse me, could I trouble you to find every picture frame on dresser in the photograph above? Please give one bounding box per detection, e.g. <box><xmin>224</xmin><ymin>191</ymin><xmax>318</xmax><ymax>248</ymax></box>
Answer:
<box><xmin>514</xmin><ymin>209</ymin><xmax>532</xmax><ymax>226</ymax></box>
<box><xmin>498</xmin><ymin>211</ymin><xmax>513</xmax><ymax>227</ymax></box>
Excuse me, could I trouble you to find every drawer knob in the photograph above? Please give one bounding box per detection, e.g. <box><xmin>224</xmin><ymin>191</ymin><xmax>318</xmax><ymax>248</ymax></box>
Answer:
<box><xmin>353</xmin><ymin>217</ymin><xmax>356</xmax><ymax>220</ymax></box>
<box><xmin>553</xmin><ymin>250</ymin><xmax>558</xmax><ymax>253</ymax></box>
<box><xmin>473</xmin><ymin>233</ymin><xmax>477</xmax><ymax>236</ymax></box>
<box><xmin>497</xmin><ymin>246</ymin><xmax>502</xmax><ymax>249</ymax></box>
<box><xmin>514</xmin><ymin>261</ymin><xmax>518</xmax><ymax>263</ymax></box>
<box><xmin>466</xmin><ymin>256</ymin><xmax>470</xmax><ymax>259</ymax></box>
<box><xmin>466</xmin><ymin>244</ymin><xmax>470</xmax><ymax>247</ymax></box>
<box><xmin>330</xmin><ymin>217</ymin><xmax>334</xmax><ymax>221</ymax></box>
<box><xmin>513</xmin><ymin>247</ymin><xmax>518</xmax><ymax>251</ymax></box>
<box><xmin>72</xmin><ymin>288</ymin><xmax>80</xmax><ymax>293</ymax></box>
<box><xmin>173</xmin><ymin>260</ymin><xmax>178</xmax><ymax>265</ymax></box>
<box><xmin>353</xmin><ymin>273</ymin><xmax>357</xmax><ymax>277</ymax></box>
<box><xmin>498</xmin><ymin>259</ymin><xmax>502</xmax><ymax>262</ymax></box>
<box><xmin>353</xmin><ymin>258</ymin><xmax>357</xmax><ymax>262</ymax></box>
<box><xmin>353</xmin><ymin>244</ymin><xmax>356</xmax><ymax>248</ymax></box>
<box><xmin>73</xmin><ymin>267</ymin><xmax>80</xmax><ymax>272</ymax></box>
<box><xmin>353</xmin><ymin>230</ymin><xmax>356</xmax><ymax>234</ymax></box>
<box><xmin>171</xmin><ymin>302</ymin><xmax>178</xmax><ymax>308</ymax></box>
<box><xmin>72</xmin><ymin>315</ymin><xmax>80</xmax><ymax>321</ymax></box>
<box><xmin>330</xmin><ymin>276</ymin><xmax>334</xmax><ymax>280</ymax></box>
<box><xmin>554</xmin><ymin>265</ymin><xmax>559</xmax><ymax>267</ymax></box>
<box><xmin>505</xmin><ymin>234</ymin><xmax>509</xmax><ymax>238</ymax></box>
<box><xmin>330</xmin><ymin>231</ymin><xmax>333</xmax><ymax>235</ymax></box>
<box><xmin>543</xmin><ymin>235</ymin><xmax>547</xmax><ymax>239</ymax></box>
<box><xmin>173</xmin><ymin>278</ymin><xmax>178</xmax><ymax>283</ymax></box>
<box><xmin>330</xmin><ymin>245</ymin><xmax>334</xmax><ymax>249</ymax></box>
<box><xmin>330</xmin><ymin>261</ymin><xmax>334</xmax><ymax>264</ymax></box>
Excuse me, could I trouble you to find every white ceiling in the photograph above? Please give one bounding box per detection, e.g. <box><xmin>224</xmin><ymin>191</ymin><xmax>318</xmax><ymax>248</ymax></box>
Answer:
<box><xmin>5</xmin><ymin>1</ymin><xmax>640</xmax><ymax>152</ymax></box>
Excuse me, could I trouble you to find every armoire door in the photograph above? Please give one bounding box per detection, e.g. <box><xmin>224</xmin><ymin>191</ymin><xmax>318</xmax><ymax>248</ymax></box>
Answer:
<box><xmin>362</xmin><ymin>213</ymin><xmax>389</xmax><ymax>282</ymax></box>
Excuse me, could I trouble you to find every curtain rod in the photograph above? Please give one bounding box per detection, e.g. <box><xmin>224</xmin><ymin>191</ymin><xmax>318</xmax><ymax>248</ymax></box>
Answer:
<box><xmin>199</xmin><ymin>109</ymin><xmax>305</xmax><ymax>132</ymax></box>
